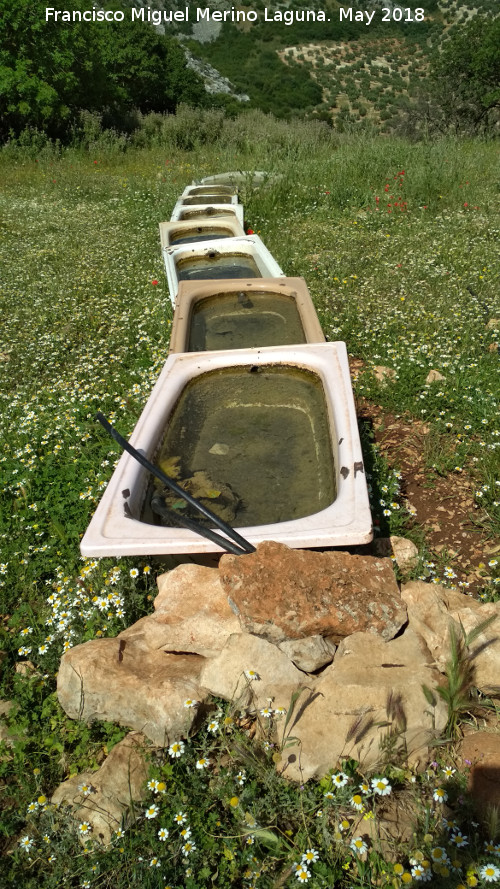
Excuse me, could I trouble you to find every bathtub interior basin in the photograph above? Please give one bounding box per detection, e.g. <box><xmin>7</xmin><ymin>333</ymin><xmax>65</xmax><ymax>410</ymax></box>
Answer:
<box><xmin>144</xmin><ymin>363</ymin><xmax>335</xmax><ymax>528</ymax></box>
<box><xmin>168</xmin><ymin>278</ymin><xmax>325</xmax><ymax>352</ymax></box>
<box><xmin>198</xmin><ymin>171</ymin><xmax>269</xmax><ymax>187</ymax></box>
<box><xmin>187</xmin><ymin>185</ymin><xmax>238</xmax><ymax>198</ymax></box>
<box><xmin>171</xmin><ymin>202</ymin><xmax>245</xmax><ymax>226</ymax></box>
<box><xmin>159</xmin><ymin>218</ymin><xmax>245</xmax><ymax>250</ymax></box>
<box><xmin>163</xmin><ymin>235</ymin><xmax>285</xmax><ymax>305</ymax></box>
<box><xmin>180</xmin><ymin>195</ymin><xmax>237</xmax><ymax>206</ymax></box>
<box><xmin>80</xmin><ymin>343</ymin><xmax>373</xmax><ymax>557</ymax></box>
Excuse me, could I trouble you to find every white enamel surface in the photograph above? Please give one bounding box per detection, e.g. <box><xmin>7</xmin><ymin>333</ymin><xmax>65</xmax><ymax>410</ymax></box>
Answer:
<box><xmin>170</xmin><ymin>201</ymin><xmax>245</xmax><ymax>226</ymax></box>
<box><xmin>80</xmin><ymin>343</ymin><xmax>373</xmax><ymax>557</ymax></box>
<box><xmin>159</xmin><ymin>217</ymin><xmax>245</xmax><ymax>250</ymax></box>
<box><xmin>162</xmin><ymin>235</ymin><xmax>286</xmax><ymax>306</ymax></box>
<box><xmin>179</xmin><ymin>186</ymin><xmax>239</xmax><ymax>204</ymax></box>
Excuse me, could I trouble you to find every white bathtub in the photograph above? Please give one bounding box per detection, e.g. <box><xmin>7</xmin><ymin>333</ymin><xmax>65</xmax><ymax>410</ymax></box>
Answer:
<box><xmin>170</xmin><ymin>201</ymin><xmax>245</xmax><ymax>226</ymax></box>
<box><xmin>159</xmin><ymin>217</ymin><xmax>245</xmax><ymax>250</ymax></box>
<box><xmin>80</xmin><ymin>343</ymin><xmax>373</xmax><ymax>557</ymax></box>
<box><xmin>168</xmin><ymin>277</ymin><xmax>325</xmax><ymax>352</ymax></box>
<box><xmin>162</xmin><ymin>235</ymin><xmax>286</xmax><ymax>306</ymax></box>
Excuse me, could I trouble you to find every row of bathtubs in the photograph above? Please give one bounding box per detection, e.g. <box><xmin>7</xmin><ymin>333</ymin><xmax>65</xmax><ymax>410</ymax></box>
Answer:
<box><xmin>80</xmin><ymin>176</ymin><xmax>373</xmax><ymax>556</ymax></box>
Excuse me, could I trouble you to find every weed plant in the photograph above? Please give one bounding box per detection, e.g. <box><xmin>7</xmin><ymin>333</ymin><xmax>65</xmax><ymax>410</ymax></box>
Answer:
<box><xmin>0</xmin><ymin>113</ymin><xmax>499</xmax><ymax>885</ymax></box>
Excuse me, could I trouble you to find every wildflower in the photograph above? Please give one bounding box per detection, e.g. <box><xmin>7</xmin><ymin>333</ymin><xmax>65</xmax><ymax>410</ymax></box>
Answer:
<box><xmin>158</xmin><ymin>827</ymin><xmax>169</xmax><ymax>841</ymax></box>
<box><xmin>235</xmin><ymin>771</ymin><xmax>246</xmax><ymax>785</ymax></box>
<box><xmin>442</xmin><ymin>765</ymin><xmax>456</xmax><ymax>777</ymax></box>
<box><xmin>371</xmin><ymin>776</ymin><xmax>392</xmax><ymax>795</ymax></box>
<box><xmin>479</xmin><ymin>864</ymin><xmax>500</xmax><ymax>882</ymax></box>
<box><xmin>229</xmin><ymin>797</ymin><xmax>239</xmax><ymax>808</ymax></box>
<box><xmin>302</xmin><ymin>848</ymin><xmax>319</xmax><ymax>863</ymax></box>
<box><xmin>332</xmin><ymin>771</ymin><xmax>349</xmax><ymax>787</ymax></box>
<box><xmin>451</xmin><ymin>832</ymin><xmax>468</xmax><ymax>848</ymax></box>
<box><xmin>182</xmin><ymin>841</ymin><xmax>196</xmax><ymax>856</ymax></box>
<box><xmin>19</xmin><ymin>836</ymin><xmax>33</xmax><ymax>851</ymax></box>
<box><xmin>147</xmin><ymin>779</ymin><xmax>159</xmax><ymax>792</ymax></box>
<box><xmin>244</xmin><ymin>669</ymin><xmax>259</xmax><ymax>680</ymax></box>
<box><xmin>274</xmin><ymin>706</ymin><xmax>287</xmax><ymax>716</ymax></box>
<box><xmin>151</xmin><ymin>279</ymin><xmax>159</xmax><ymax>286</ymax></box>
<box><xmin>144</xmin><ymin>804</ymin><xmax>159</xmax><ymax>819</ymax></box>
<box><xmin>174</xmin><ymin>812</ymin><xmax>187</xmax><ymax>824</ymax></box>
<box><xmin>150</xmin><ymin>856</ymin><xmax>161</xmax><ymax>867</ymax></box>
<box><xmin>260</xmin><ymin>707</ymin><xmax>272</xmax><ymax>718</ymax></box>
<box><xmin>351</xmin><ymin>837</ymin><xmax>368</xmax><ymax>855</ymax></box>
<box><xmin>183</xmin><ymin>698</ymin><xmax>197</xmax><ymax>709</ymax></box>
<box><xmin>168</xmin><ymin>740</ymin><xmax>185</xmax><ymax>758</ymax></box>
<box><xmin>484</xmin><ymin>841</ymin><xmax>500</xmax><ymax>855</ymax></box>
<box><xmin>115</xmin><ymin>828</ymin><xmax>125</xmax><ymax>838</ymax></box>
<box><xmin>430</xmin><ymin>847</ymin><xmax>449</xmax><ymax>863</ymax></box>
<box><xmin>156</xmin><ymin>781</ymin><xmax>166</xmax><ymax>794</ymax></box>
<box><xmin>338</xmin><ymin>819</ymin><xmax>350</xmax><ymax>832</ymax></box>
<box><xmin>129</xmin><ymin>568</ymin><xmax>139</xmax><ymax>579</ymax></box>
<box><xmin>350</xmin><ymin>794</ymin><xmax>364</xmax><ymax>811</ymax></box>
<box><xmin>433</xmin><ymin>787</ymin><xmax>448</xmax><ymax>803</ymax></box>
<box><xmin>78</xmin><ymin>782</ymin><xmax>94</xmax><ymax>796</ymax></box>
<box><xmin>324</xmin><ymin>791</ymin><xmax>334</xmax><ymax>800</ymax></box>
<box><xmin>196</xmin><ymin>757</ymin><xmax>209</xmax><ymax>770</ymax></box>
<box><xmin>26</xmin><ymin>801</ymin><xmax>38</xmax><ymax>813</ymax></box>
<box><xmin>180</xmin><ymin>827</ymin><xmax>192</xmax><ymax>839</ymax></box>
<box><xmin>359</xmin><ymin>780</ymin><xmax>370</xmax><ymax>794</ymax></box>
<box><xmin>79</xmin><ymin>822</ymin><xmax>92</xmax><ymax>836</ymax></box>
<box><xmin>411</xmin><ymin>860</ymin><xmax>432</xmax><ymax>880</ymax></box>
<box><xmin>207</xmin><ymin>719</ymin><xmax>219</xmax><ymax>734</ymax></box>
<box><xmin>295</xmin><ymin>866</ymin><xmax>311</xmax><ymax>883</ymax></box>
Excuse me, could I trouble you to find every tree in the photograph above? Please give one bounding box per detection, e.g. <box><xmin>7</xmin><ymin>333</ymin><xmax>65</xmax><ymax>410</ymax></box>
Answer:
<box><xmin>0</xmin><ymin>0</ymin><xmax>204</xmax><ymax>142</ymax></box>
<box><xmin>430</xmin><ymin>14</ymin><xmax>500</xmax><ymax>133</ymax></box>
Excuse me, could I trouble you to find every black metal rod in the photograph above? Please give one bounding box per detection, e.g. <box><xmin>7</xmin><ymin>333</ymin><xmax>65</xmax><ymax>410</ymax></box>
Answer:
<box><xmin>95</xmin><ymin>412</ymin><xmax>255</xmax><ymax>555</ymax></box>
<box><xmin>150</xmin><ymin>493</ymin><xmax>248</xmax><ymax>556</ymax></box>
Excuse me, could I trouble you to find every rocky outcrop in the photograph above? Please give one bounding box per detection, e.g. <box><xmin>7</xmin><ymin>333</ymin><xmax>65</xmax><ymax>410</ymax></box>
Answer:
<box><xmin>56</xmin><ymin>549</ymin><xmax>500</xmax><ymax>783</ymax></box>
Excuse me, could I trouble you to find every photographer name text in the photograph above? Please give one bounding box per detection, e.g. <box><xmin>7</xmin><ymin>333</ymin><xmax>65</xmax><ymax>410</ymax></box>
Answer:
<box><xmin>45</xmin><ymin>7</ymin><xmax>427</xmax><ymax>26</ymax></box>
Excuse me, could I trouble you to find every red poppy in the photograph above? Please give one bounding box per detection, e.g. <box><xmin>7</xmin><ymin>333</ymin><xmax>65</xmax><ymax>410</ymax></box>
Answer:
<box><xmin>151</xmin><ymin>279</ymin><xmax>159</xmax><ymax>286</ymax></box>
<box><xmin>246</xmin><ymin>228</ymin><xmax>254</xmax><ymax>235</ymax></box>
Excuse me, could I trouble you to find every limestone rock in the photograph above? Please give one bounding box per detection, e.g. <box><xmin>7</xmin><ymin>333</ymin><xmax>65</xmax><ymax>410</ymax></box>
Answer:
<box><xmin>278</xmin><ymin>628</ymin><xmax>447</xmax><ymax>782</ymax></box>
<box><xmin>401</xmin><ymin>582</ymin><xmax>500</xmax><ymax>692</ymax></box>
<box><xmin>425</xmin><ymin>369</ymin><xmax>446</xmax><ymax>384</ymax></box>
<box><xmin>199</xmin><ymin>633</ymin><xmax>304</xmax><ymax>712</ymax></box>
<box><xmin>220</xmin><ymin>542</ymin><xmax>406</xmax><ymax>644</ymax></box>
<box><xmin>373</xmin><ymin>365</ymin><xmax>396</xmax><ymax>384</ymax></box>
<box><xmin>278</xmin><ymin>635</ymin><xmax>336</xmax><ymax>673</ymax></box>
<box><xmin>51</xmin><ymin>732</ymin><xmax>149</xmax><ymax>844</ymax></box>
<box><xmin>452</xmin><ymin>601</ymin><xmax>500</xmax><ymax>694</ymax></box>
<box><xmin>390</xmin><ymin>536</ymin><xmax>419</xmax><ymax>573</ymax></box>
<box><xmin>461</xmin><ymin>731</ymin><xmax>500</xmax><ymax>809</ymax></box>
<box><xmin>57</xmin><ymin>637</ymin><xmax>207</xmax><ymax>747</ymax></box>
<box><xmin>119</xmin><ymin>564</ymin><xmax>240</xmax><ymax>657</ymax></box>
<box><xmin>373</xmin><ymin>536</ymin><xmax>419</xmax><ymax>573</ymax></box>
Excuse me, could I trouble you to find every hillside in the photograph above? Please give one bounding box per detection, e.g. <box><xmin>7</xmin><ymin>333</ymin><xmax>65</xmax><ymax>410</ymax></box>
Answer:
<box><xmin>177</xmin><ymin>0</ymin><xmax>498</xmax><ymax>129</ymax></box>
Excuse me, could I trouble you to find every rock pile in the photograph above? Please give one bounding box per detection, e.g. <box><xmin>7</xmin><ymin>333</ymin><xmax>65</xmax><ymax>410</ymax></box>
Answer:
<box><xmin>55</xmin><ymin>541</ymin><xmax>500</xmax><ymax>830</ymax></box>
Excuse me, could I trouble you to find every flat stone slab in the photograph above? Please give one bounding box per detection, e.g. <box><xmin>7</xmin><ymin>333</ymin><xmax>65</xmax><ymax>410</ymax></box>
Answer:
<box><xmin>220</xmin><ymin>541</ymin><xmax>406</xmax><ymax>643</ymax></box>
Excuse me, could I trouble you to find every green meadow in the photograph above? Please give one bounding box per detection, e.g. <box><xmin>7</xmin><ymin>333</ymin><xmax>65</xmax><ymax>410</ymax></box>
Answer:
<box><xmin>0</xmin><ymin>112</ymin><xmax>499</xmax><ymax>887</ymax></box>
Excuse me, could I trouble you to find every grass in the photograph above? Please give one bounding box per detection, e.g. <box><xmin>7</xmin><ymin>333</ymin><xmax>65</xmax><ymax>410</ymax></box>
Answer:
<box><xmin>0</xmin><ymin>113</ymin><xmax>499</xmax><ymax>886</ymax></box>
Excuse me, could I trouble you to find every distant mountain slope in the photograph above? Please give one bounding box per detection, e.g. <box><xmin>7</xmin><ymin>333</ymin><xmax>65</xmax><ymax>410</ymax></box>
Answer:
<box><xmin>179</xmin><ymin>0</ymin><xmax>497</xmax><ymax>128</ymax></box>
